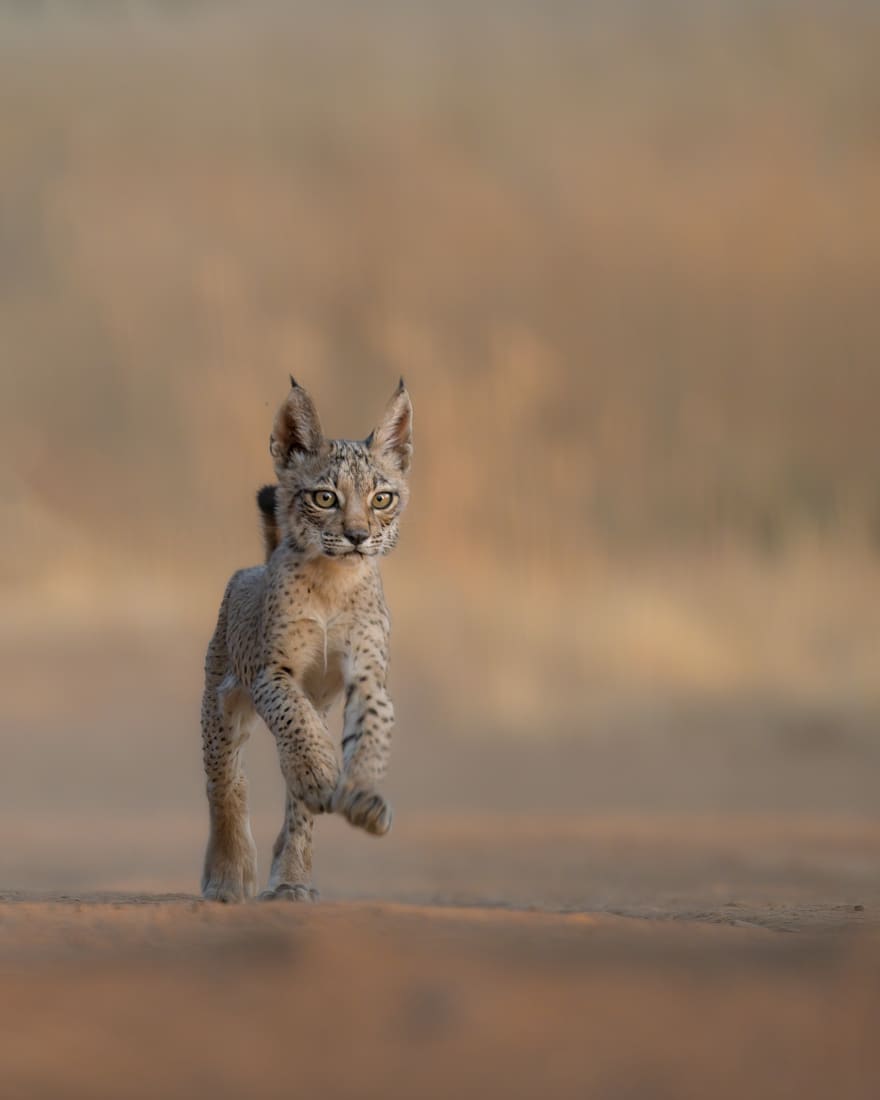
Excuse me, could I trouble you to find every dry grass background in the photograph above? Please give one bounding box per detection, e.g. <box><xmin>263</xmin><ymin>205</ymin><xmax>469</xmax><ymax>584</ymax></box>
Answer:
<box><xmin>0</xmin><ymin>1</ymin><xmax>879</xmax><ymax>886</ymax></box>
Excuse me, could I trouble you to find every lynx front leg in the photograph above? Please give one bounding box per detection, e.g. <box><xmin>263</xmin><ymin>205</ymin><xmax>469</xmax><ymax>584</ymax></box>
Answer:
<box><xmin>252</xmin><ymin>666</ymin><xmax>341</xmax><ymax>815</ymax></box>
<box><xmin>201</xmin><ymin>675</ymin><xmax>259</xmax><ymax>902</ymax></box>
<box><xmin>333</xmin><ymin>637</ymin><xmax>395</xmax><ymax>836</ymax></box>
<box><xmin>259</xmin><ymin>792</ymin><xmax>319</xmax><ymax>903</ymax></box>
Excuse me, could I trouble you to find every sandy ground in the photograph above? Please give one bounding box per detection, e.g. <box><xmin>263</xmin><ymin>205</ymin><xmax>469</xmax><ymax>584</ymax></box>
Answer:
<box><xmin>1</xmin><ymin>814</ymin><xmax>878</xmax><ymax>1100</ymax></box>
<box><xmin>0</xmin><ymin>629</ymin><xmax>876</xmax><ymax>1099</ymax></box>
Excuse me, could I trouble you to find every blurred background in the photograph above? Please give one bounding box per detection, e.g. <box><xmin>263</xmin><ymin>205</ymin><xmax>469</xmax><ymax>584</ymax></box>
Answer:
<box><xmin>1</xmin><ymin>0</ymin><xmax>878</xmax><ymax>895</ymax></box>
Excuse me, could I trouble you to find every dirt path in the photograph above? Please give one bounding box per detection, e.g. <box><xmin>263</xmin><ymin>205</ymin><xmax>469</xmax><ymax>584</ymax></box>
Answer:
<box><xmin>0</xmin><ymin>897</ymin><xmax>877</xmax><ymax>1100</ymax></box>
<box><xmin>2</xmin><ymin>809</ymin><xmax>879</xmax><ymax>1100</ymax></box>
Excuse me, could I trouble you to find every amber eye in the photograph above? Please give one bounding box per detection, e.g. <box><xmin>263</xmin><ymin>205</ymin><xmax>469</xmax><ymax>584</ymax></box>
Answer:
<box><xmin>313</xmin><ymin>490</ymin><xmax>338</xmax><ymax>509</ymax></box>
<box><xmin>372</xmin><ymin>491</ymin><xmax>394</xmax><ymax>510</ymax></box>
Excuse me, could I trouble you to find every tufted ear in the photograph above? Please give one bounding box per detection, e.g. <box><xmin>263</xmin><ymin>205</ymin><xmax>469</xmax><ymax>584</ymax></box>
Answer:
<box><xmin>269</xmin><ymin>377</ymin><xmax>324</xmax><ymax>473</ymax></box>
<box><xmin>368</xmin><ymin>378</ymin><xmax>413</xmax><ymax>473</ymax></box>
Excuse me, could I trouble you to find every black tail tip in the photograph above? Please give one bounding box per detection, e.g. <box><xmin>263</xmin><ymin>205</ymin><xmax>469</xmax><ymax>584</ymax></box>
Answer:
<box><xmin>257</xmin><ymin>484</ymin><xmax>277</xmax><ymax>516</ymax></box>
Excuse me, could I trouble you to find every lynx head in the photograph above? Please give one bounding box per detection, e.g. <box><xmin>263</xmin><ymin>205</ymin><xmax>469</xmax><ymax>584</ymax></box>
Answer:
<box><xmin>264</xmin><ymin>377</ymin><xmax>413</xmax><ymax>562</ymax></box>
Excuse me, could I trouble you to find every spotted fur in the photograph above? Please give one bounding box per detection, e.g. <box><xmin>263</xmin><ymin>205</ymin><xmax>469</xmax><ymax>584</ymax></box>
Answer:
<box><xmin>201</xmin><ymin>378</ymin><xmax>413</xmax><ymax>903</ymax></box>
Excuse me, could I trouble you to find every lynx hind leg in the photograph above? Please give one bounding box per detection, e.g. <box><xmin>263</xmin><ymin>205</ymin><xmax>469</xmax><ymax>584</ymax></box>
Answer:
<box><xmin>201</xmin><ymin>674</ymin><xmax>259</xmax><ymax>902</ymax></box>
<box><xmin>259</xmin><ymin>793</ymin><xmax>319</xmax><ymax>903</ymax></box>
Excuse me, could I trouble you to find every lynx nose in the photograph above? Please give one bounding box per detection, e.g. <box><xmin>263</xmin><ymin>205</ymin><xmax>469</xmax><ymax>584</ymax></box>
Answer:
<box><xmin>345</xmin><ymin>528</ymin><xmax>369</xmax><ymax>547</ymax></box>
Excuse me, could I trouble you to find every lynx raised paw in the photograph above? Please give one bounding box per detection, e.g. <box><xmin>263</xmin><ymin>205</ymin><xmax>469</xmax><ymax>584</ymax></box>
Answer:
<box><xmin>258</xmin><ymin>883</ymin><xmax>320</xmax><ymax>903</ymax></box>
<box><xmin>332</xmin><ymin>784</ymin><xmax>393</xmax><ymax>836</ymax></box>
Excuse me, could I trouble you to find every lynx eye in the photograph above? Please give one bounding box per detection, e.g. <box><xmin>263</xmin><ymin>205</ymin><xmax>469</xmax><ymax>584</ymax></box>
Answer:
<box><xmin>312</xmin><ymin>490</ymin><xmax>338</xmax><ymax>509</ymax></box>
<box><xmin>372</xmin><ymin>491</ymin><xmax>394</xmax><ymax>510</ymax></box>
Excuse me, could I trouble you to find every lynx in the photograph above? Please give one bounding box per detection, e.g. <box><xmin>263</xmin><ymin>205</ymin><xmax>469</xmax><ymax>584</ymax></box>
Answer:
<box><xmin>200</xmin><ymin>378</ymin><xmax>413</xmax><ymax>902</ymax></box>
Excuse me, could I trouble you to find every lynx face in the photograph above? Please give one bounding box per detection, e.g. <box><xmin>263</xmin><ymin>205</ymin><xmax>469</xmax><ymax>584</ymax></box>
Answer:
<box><xmin>269</xmin><ymin>379</ymin><xmax>413</xmax><ymax>561</ymax></box>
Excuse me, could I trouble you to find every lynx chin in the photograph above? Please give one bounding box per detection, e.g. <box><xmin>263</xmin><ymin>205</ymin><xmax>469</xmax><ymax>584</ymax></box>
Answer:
<box><xmin>201</xmin><ymin>378</ymin><xmax>413</xmax><ymax>903</ymax></box>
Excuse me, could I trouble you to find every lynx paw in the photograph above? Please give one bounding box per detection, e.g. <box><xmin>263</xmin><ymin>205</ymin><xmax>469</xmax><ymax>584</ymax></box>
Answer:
<box><xmin>258</xmin><ymin>883</ymin><xmax>320</xmax><ymax>903</ymax></box>
<box><xmin>332</xmin><ymin>784</ymin><xmax>393</xmax><ymax>836</ymax></box>
<box><xmin>202</xmin><ymin>837</ymin><xmax>258</xmax><ymax>903</ymax></box>
<box><xmin>202</xmin><ymin>863</ymin><xmax>258</xmax><ymax>903</ymax></box>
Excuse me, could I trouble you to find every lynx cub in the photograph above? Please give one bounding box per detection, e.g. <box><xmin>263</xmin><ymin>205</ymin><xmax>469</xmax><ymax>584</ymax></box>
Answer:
<box><xmin>201</xmin><ymin>378</ymin><xmax>413</xmax><ymax>902</ymax></box>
